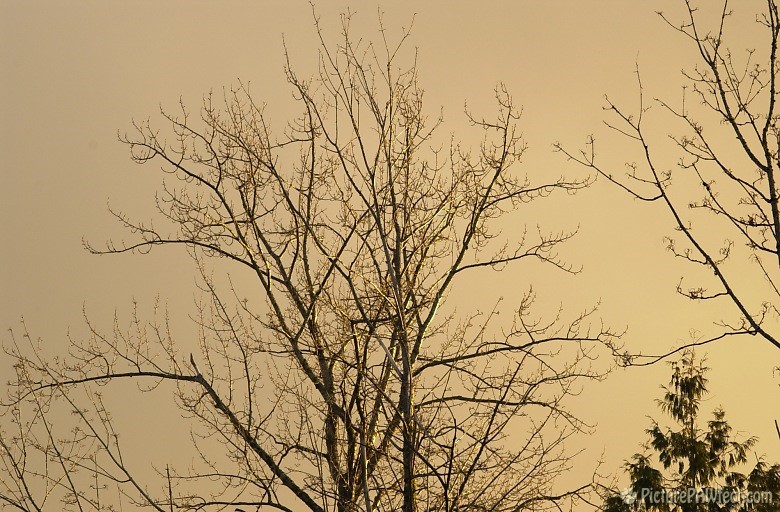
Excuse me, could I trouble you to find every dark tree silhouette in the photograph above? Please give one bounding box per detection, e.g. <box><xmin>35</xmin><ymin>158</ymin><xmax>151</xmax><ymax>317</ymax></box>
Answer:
<box><xmin>602</xmin><ymin>351</ymin><xmax>780</xmax><ymax>512</ymax></box>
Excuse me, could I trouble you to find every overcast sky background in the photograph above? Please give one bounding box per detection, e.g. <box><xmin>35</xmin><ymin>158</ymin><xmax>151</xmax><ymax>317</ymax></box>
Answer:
<box><xmin>1</xmin><ymin>0</ymin><xmax>778</xmax><ymax>501</ymax></box>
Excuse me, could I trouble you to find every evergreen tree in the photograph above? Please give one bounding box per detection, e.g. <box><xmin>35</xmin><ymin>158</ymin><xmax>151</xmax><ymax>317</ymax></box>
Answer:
<box><xmin>604</xmin><ymin>352</ymin><xmax>780</xmax><ymax>512</ymax></box>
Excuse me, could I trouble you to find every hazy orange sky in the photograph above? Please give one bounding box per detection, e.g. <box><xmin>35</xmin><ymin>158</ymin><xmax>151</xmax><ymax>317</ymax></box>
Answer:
<box><xmin>1</xmin><ymin>0</ymin><xmax>778</xmax><ymax>502</ymax></box>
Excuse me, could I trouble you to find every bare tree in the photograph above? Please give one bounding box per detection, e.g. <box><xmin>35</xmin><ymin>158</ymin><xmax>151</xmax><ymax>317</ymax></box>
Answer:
<box><xmin>557</xmin><ymin>0</ymin><xmax>780</xmax><ymax>364</ymax></box>
<box><xmin>1</xmin><ymin>14</ymin><xmax>617</xmax><ymax>512</ymax></box>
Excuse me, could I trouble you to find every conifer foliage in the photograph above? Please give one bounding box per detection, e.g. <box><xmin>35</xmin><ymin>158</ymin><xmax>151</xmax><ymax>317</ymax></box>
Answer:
<box><xmin>603</xmin><ymin>352</ymin><xmax>780</xmax><ymax>512</ymax></box>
